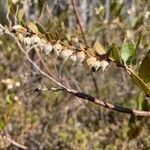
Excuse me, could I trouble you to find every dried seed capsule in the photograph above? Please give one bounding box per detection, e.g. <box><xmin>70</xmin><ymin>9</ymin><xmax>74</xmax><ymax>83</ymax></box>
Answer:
<box><xmin>77</xmin><ymin>51</ymin><xmax>86</xmax><ymax>63</ymax></box>
<box><xmin>60</xmin><ymin>49</ymin><xmax>73</xmax><ymax>59</ymax></box>
<box><xmin>92</xmin><ymin>60</ymin><xmax>101</xmax><ymax>71</ymax></box>
<box><xmin>100</xmin><ymin>60</ymin><xmax>109</xmax><ymax>71</ymax></box>
<box><xmin>12</xmin><ymin>25</ymin><xmax>27</xmax><ymax>34</ymax></box>
<box><xmin>87</xmin><ymin>57</ymin><xmax>101</xmax><ymax>71</ymax></box>
<box><xmin>31</xmin><ymin>35</ymin><xmax>41</xmax><ymax>44</ymax></box>
<box><xmin>39</xmin><ymin>39</ymin><xmax>47</xmax><ymax>49</ymax></box>
<box><xmin>53</xmin><ymin>43</ymin><xmax>62</xmax><ymax>56</ymax></box>
<box><xmin>18</xmin><ymin>33</ymin><xmax>24</xmax><ymax>42</ymax></box>
<box><xmin>87</xmin><ymin>57</ymin><xmax>97</xmax><ymax>66</ymax></box>
<box><xmin>23</xmin><ymin>37</ymin><xmax>32</xmax><ymax>46</ymax></box>
<box><xmin>70</xmin><ymin>54</ymin><xmax>77</xmax><ymax>63</ymax></box>
<box><xmin>43</xmin><ymin>43</ymin><xmax>53</xmax><ymax>54</ymax></box>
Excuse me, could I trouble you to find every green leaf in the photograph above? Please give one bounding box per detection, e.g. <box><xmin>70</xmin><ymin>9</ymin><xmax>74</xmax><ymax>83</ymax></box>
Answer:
<box><xmin>5</xmin><ymin>95</ymin><xmax>13</xmax><ymax>105</ymax></box>
<box><xmin>132</xmin><ymin>15</ymin><xmax>143</xmax><ymax>30</ymax></box>
<box><xmin>138</xmin><ymin>50</ymin><xmax>150</xmax><ymax>83</ymax></box>
<box><xmin>113</xmin><ymin>3</ymin><xmax>123</xmax><ymax>17</ymax></box>
<box><xmin>142</xmin><ymin>99</ymin><xmax>149</xmax><ymax>111</ymax></box>
<box><xmin>19</xmin><ymin>20</ymin><xmax>26</xmax><ymax>27</ymax></box>
<box><xmin>0</xmin><ymin>120</ymin><xmax>4</xmax><ymax>130</ymax></box>
<box><xmin>38</xmin><ymin>0</ymin><xmax>45</xmax><ymax>15</ymax></box>
<box><xmin>130</xmin><ymin>71</ymin><xmax>150</xmax><ymax>97</ymax></box>
<box><xmin>135</xmin><ymin>33</ymin><xmax>143</xmax><ymax>51</ymax></box>
<box><xmin>27</xmin><ymin>22</ymin><xmax>39</xmax><ymax>34</ymax></box>
<box><xmin>107</xmin><ymin>43</ymin><xmax>122</xmax><ymax>65</ymax></box>
<box><xmin>138</xmin><ymin>93</ymin><xmax>144</xmax><ymax>111</ymax></box>
<box><xmin>110</xmin><ymin>1</ymin><xmax>117</xmax><ymax>12</ymax></box>
<box><xmin>45</xmin><ymin>33</ymin><xmax>51</xmax><ymax>41</ymax></box>
<box><xmin>127</xmin><ymin>126</ymin><xmax>141</xmax><ymax>140</ymax></box>
<box><xmin>137</xmin><ymin>93</ymin><xmax>148</xmax><ymax>111</ymax></box>
<box><xmin>121</xmin><ymin>41</ymin><xmax>136</xmax><ymax>65</ymax></box>
<box><xmin>127</xmin><ymin>115</ymin><xmax>142</xmax><ymax>140</ymax></box>
<box><xmin>35</xmin><ymin>22</ymin><xmax>45</xmax><ymax>34</ymax></box>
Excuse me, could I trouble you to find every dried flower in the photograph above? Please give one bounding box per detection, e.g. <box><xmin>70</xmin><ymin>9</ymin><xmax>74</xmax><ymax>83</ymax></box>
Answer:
<box><xmin>18</xmin><ymin>33</ymin><xmax>24</xmax><ymax>42</ymax></box>
<box><xmin>87</xmin><ymin>57</ymin><xmax>101</xmax><ymax>71</ymax></box>
<box><xmin>12</xmin><ymin>25</ymin><xmax>27</xmax><ymax>34</ymax></box>
<box><xmin>53</xmin><ymin>43</ymin><xmax>62</xmax><ymax>56</ymax></box>
<box><xmin>43</xmin><ymin>43</ymin><xmax>53</xmax><ymax>54</ymax></box>
<box><xmin>7</xmin><ymin>84</ymin><xmax>13</xmax><ymax>89</ymax></box>
<box><xmin>100</xmin><ymin>60</ymin><xmax>109</xmax><ymax>71</ymax></box>
<box><xmin>60</xmin><ymin>49</ymin><xmax>73</xmax><ymax>59</ymax></box>
<box><xmin>77</xmin><ymin>51</ymin><xmax>86</xmax><ymax>63</ymax></box>
<box><xmin>31</xmin><ymin>35</ymin><xmax>41</xmax><ymax>44</ymax></box>
<box><xmin>70</xmin><ymin>54</ymin><xmax>77</xmax><ymax>63</ymax></box>
<box><xmin>23</xmin><ymin>37</ymin><xmax>32</xmax><ymax>46</ymax></box>
<box><xmin>39</xmin><ymin>39</ymin><xmax>47</xmax><ymax>49</ymax></box>
<box><xmin>15</xmin><ymin>81</ymin><xmax>21</xmax><ymax>87</ymax></box>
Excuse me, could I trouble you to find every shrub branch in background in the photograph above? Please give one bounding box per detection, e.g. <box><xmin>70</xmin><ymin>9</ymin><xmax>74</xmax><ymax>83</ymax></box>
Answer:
<box><xmin>0</xmin><ymin>0</ymin><xmax>149</xmax><ymax>119</ymax></box>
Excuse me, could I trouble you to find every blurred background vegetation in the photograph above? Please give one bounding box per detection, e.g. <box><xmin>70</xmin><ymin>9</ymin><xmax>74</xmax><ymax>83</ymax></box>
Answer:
<box><xmin>0</xmin><ymin>0</ymin><xmax>150</xmax><ymax>149</ymax></box>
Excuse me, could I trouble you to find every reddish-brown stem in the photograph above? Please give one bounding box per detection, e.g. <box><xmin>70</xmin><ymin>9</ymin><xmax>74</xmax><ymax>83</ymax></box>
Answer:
<box><xmin>71</xmin><ymin>0</ymin><xmax>88</xmax><ymax>48</ymax></box>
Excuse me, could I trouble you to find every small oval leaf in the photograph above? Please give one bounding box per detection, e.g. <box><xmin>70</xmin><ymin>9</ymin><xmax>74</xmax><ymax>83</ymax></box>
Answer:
<box><xmin>27</xmin><ymin>22</ymin><xmax>39</xmax><ymax>34</ymax></box>
<box><xmin>93</xmin><ymin>41</ymin><xmax>106</xmax><ymax>56</ymax></box>
<box><xmin>121</xmin><ymin>41</ymin><xmax>136</xmax><ymax>65</ymax></box>
<box><xmin>130</xmin><ymin>70</ymin><xmax>150</xmax><ymax>97</ymax></box>
<box><xmin>35</xmin><ymin>22</ymin><xmax>45</xmax><ymax>34</ymax></box>
<box><xmin>138</xmin><ymin>50</ymin><xmax>150</xmax><ymax>83</ymax></box>
<box><xmin>87</xmin><ymin>48</ymin><xmax>96</xmax><ymax>57</ymax></box>
<box><xmin>108</xmin><ymin>43</ymin><xmax>122</xmax><ymax>65</ymax></box>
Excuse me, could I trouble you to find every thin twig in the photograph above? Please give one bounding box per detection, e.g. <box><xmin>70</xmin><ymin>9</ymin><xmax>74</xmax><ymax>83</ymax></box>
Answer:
<box><xmin>5</xmin><ymin>132</ymin><xmax>28</xmax><ymax>150</ymax></box>
<box><xmin>90</xmin><ymin>72</ymin><xmax>100</xmax><ymax>97</ymax></box>
<box><xmin>71</xmin><ymin>0</ymin><xmax>88</xmax><ymax>47</ymax></box>
<box><xmin>34</xmin><ymin>87</ymin><xmax>150</xmax><ymax>117</ymax></box>
<box><xmin>35</xmin><ymin>48</ymin><xmax>58</xmax><ymax>80</ymax></box>
<box><xmin>6</xmin><ymin>6</ymin><xmax>12</xmax><ymax>29</ymax></box>
<box><xmin>7</xmin><ymin>137</ymin><xmax>28</xmax><ymax>149</ymax></box>
<box><xmin>14</xmin><ymin>4</ymin><xmax>19</xmax><ymax>25</ymax></box>
<box><xmin>38</xmin><ymin>1</ymin><xmax>46</xmax><ymax>22</ymax></box>
<box><xmin>105</xmin><ymin>0</ymin><xmax>110</xmax><ymax>23</ymax></box>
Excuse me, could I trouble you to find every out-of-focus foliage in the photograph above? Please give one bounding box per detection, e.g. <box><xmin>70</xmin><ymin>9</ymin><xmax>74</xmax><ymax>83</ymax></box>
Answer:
<box><xmin>0</xmin><ymin>0</ymin><xmax>150</xmax><ymax>149</ymax></box>
<box><xmin>139</xmin><ymin>50</ymin><xmax>150</xmax><ymax>83</ymax></box>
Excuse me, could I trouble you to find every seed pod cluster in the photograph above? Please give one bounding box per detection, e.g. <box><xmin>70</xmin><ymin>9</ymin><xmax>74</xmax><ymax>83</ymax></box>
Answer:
<box><xmin>12</xmin><ymin>24</ymin><xmax>109</xmax><ymax>71</ymax></box>
<box><xmin>87</xmin><ymin>57</ymin><xmax>109</xmax><ymax>72</ymax></box>
<box><xmin>87</xmin><ymin>57</ymin><xmax>101</xmax><ymax>71</ymax></box>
